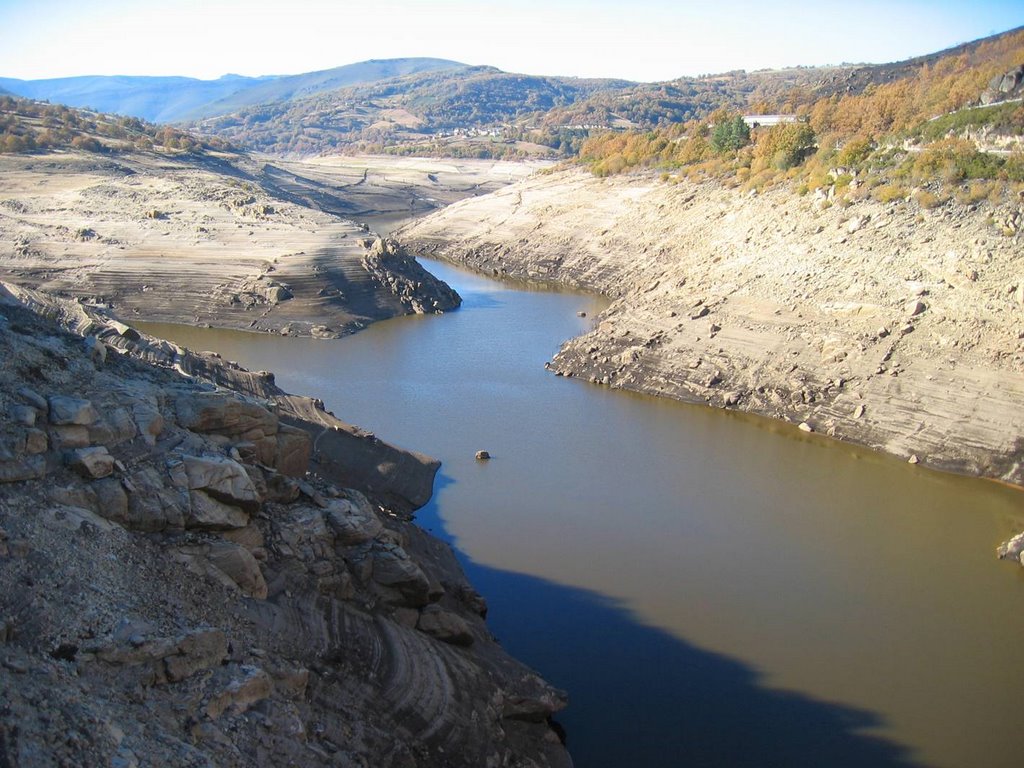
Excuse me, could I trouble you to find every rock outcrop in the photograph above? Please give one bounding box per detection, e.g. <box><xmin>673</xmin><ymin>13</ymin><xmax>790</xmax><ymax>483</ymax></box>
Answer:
<box><xmin>398</xmin><ymin>168</ymin><xmax>1024</xmax><ymax>489</ymax></box>
<box><xmin>0</xmin><ymin>286</ymin><xmax>569</xmax><ymax>766</ymax></box>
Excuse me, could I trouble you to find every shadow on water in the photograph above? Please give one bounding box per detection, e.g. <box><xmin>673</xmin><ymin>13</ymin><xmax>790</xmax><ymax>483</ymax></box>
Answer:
<box><xmin>417</xmin><ymin>472</ymin><xmax>924</xmax><ymax>768</ymax></box>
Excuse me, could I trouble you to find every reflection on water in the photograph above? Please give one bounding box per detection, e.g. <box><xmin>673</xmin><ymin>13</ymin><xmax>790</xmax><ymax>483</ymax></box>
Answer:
<box><xmin>140</xmin><ymin>257</ymin><xmax>1024</xmax><ymax>768</ymax></box>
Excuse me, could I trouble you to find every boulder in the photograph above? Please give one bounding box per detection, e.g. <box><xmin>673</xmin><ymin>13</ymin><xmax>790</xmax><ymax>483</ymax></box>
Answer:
<box><xmin>187</xmin><ymin>489</ymin><xmax>250</xmax><ymax>530</ymax></box>
<box><xmin>324</xmin><ymin>496</ymin><xmax>383</xmax><ymax>545</ymax></box>
<box><xmin>205</xmin><ymin>666</ymin><xmax>272</xmax><ymax>720</ymax></box>
<box><xmin>163</xmin><ymin>629</ymin><xmax>228</xmax><ymax>683</ymax></box>
<box><xmin>48</xmin><ymin>395</ymin><xmax>99</xmax><ymax>426</ymax></box>
<box><xmin>68</xmin><ymin>446</ymin><xmax>115</xmax><ymax>479</ymax></box>
<box><xmin>133</xmin><ymin>403</ymin><xmax>164</xmax><ymax>445</ymax></box>
<box><xmin>176</xmin><ymin>540</ymin><xmax>267</xmax><ymax>598</ymax></box>
<box><xmin>10</xmin><ymin>405</ymin><xmax>36</xmax><ymax>427</ymax></box>
<box><xmin>997</xmin><ymin>532</ymin><xmax>1024</xmax><ymax>565</ymax></box>
<box><xmin>371</xmin><ymin>544</ymin><xmax>431</xmax><ymax>606</ymax></box>
<box><xmin>24</xmin><ymin>429</ymin><xmax>48</xmax><ymax>454</ymax></box>
<box><xmin>475</xmin><ymin>450</ymin><xmax>491</xmax><ymax>460</ymax></box>
<box><xmin>175</xmin><ymin>393</ymin><xmax>277</xmax><ymax>442</ymax></box>
<box><xmin>416</xmin><ymin>604</ymin><xmax>474</xmax><ymax>646</ymax></box>
<box><xmin>181</xmin><ymin>455</ymin><xmax>261</xmax><ymax>512</ymax></box>
<box><xmin>50</xmin><ymin>425</ymin><xmax>90</xmax><ymax>449</ymax></box>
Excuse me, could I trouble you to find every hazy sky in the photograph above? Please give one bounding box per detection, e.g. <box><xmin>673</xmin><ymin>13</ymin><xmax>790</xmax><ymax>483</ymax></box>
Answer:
<box><xmin>1</xmin><ymin>0</ymin><xmax>1021</xmax><ymax>83</ymax></box>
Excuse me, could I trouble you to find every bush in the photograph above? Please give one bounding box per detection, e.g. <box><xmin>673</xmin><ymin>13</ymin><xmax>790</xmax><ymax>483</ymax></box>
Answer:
<box><xmin>754</xmin><ymin>122</ymin><xmax>816</xmax><ymax>170</ymax></box>
<box><xmin>914</xmin><ymin>189</ymin><xmax>945</xmax><ymax>209</ymax></box>
<box><xmin>872</xmin><ymin>183</ymin><xmax>908</xmax><ymax>203</ymax></box>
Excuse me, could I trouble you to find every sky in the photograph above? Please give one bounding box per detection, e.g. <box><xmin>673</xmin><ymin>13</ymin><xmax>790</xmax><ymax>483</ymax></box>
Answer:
<box><xmin>0</xmin><ymin>0</ymin><xmax>1021</xmax><ymax>83</ymax></box>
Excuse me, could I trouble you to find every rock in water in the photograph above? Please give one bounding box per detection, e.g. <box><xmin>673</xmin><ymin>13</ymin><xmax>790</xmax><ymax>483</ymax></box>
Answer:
<box><xmin>475</xmin><ymin>450</ymin><xmax>491</xmax><ymax>460</ymax></box>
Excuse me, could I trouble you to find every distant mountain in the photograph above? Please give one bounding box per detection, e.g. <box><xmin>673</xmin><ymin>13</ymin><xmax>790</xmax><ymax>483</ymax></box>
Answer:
<box><xmin>0</xmin><ymin>74</ymin><xmax>271</xmax><ymax>123</ymax></box>
<box><xmin>0</xmin><ymin>58</ymin><xmax>466</xmax><ymax>123</ymax></box>
<box><xmin>191</xmin><ymin>66</ymin><xmax>635</xmax><ymax>157</ymax></box>
<box><xmin>181</xmin><ymin>58</ymin><xmax>468</xmax><ymax>120</ymax></box>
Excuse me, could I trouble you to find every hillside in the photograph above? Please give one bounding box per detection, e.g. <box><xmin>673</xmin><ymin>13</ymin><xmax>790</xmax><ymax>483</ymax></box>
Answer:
<box><xmin>0</xmin><ymin>58</ymin><xmax>467</xmax><ymax>124</ymax></box>
<box><xmin>0</xmin><ymin>96</ymin><xmax>464</xmax><ymax>338</ymax></box>
<box><xmin>181</xmin><ymin>58</ymin><xmax>468</xmax><ymax>120</ymax></box>
<box><xmin>190</xmin><ymin>66</ymin><xmax>634</xmax><ymax>158</ymax></box>
<box><xmin>0</xmin><ymin>283</ymin><xmax>570</xmax><ymax>767</ymax></box>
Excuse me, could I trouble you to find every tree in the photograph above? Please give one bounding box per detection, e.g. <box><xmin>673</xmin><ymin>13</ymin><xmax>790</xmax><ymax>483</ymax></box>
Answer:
<box><xmin>710</xmin><ymin>115</ymin><xmax>750</xmax><ymax>154</ymax></box>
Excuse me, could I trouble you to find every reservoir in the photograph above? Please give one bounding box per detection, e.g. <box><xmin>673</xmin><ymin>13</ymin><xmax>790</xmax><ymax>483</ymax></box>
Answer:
<box><xmin>141</xmin><ymin>257</ymin><xmax>1024</xmax><ymax>768</ymax></box>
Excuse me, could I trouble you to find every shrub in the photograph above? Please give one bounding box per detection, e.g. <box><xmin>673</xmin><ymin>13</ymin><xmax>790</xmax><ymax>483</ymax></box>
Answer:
<box><xmin>872</xmin><ymin>184</ymin><xmax>908</xmax><ymax>203</ymax></box>
<box><xmin>754</xmin><ymin>122</ymin><xmax>816</xmax><ymax>170</ymax></box>
<box><xmin>914</xmin><ymin>189</ymin><xmax>945</xmax><ymax>209</ymax></box>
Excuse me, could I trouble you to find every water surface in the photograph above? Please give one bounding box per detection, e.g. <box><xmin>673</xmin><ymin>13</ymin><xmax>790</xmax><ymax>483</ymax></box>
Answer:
<box><xmin>141</xmin><ymin>258</ymin><xmax>1024</xmax><ymax>768</ymax></box>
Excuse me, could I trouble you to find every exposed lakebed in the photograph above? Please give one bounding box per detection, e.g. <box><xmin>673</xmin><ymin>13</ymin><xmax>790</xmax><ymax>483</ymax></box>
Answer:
<box><xmin>141</xmin><ymin>257</ymin><xmax>1024</xmax><ymax>768</ymax></box>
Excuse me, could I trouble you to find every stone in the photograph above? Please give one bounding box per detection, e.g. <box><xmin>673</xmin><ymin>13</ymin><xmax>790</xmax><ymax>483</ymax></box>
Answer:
<box><xmin>996</xmin><ymin>532</ymin><xmax>1024</xmax><ymax>563</ymax></box>
<box><xmin>908</xmin><ymin>454</ymin><xmax>920</xmax><ymax>464</ymax></box>
<box><xmin>24</xmin><ymin>429</ymin><xmax>48</xmax><ymax>454</ymax></box>
<box><xmin>132</xmin><ymin>404</ymin><xmax>164</xmax><ymax>445</ymax></box>
<box><xmin>371</xmin><ymin>545</ymin><xmax>431</xmax><ymax>606</ymax></box>
<box><xmin>163</xmin><ymin>629</ymin><xmax>228</xmax><ymax>683</ymax></box>
<box><xmin>0</xmin><ymin>456</ymin><xmax>46</xmax><ymax>483</ymax></box>
<box><xmin>325</xmin><ymin>497</ymin><xmax>383</xmax><ymax>545</ymax></box>
<box><xmin>853</xmin><ymin>404</ymin><xmax>865</xmax><ymax>419</ymax></box>
<box><xmin>182</xmin><ymin>454</ymin><xmax>261</xmax><ymax>512</ymax></box>
<box><xmin>89</xmin><ymin>408</ymin><xmax>138</xmax><ymax>448</ymax></box>
<box><xmin>269</xmin><ymin>665</ymin><xmax>310</xmax><ymax>699</ymax></box>
<box><xmin>175</xmin><ymin>393</ymin><xmax>277</xmax><ymax>442</ymax></box>
<box><xmin>187</xmin><ymin>489</ymin><xmax>250</xmax><ymax>530</ymax></box>
<box><xmin>905</xmin><ymin>300</ymin><xmax>926</xmax><ymax>317</ymax></box>
<box><xmin>177</xmin><ymin>540</ymin><xmax>267</xmax><ymax>598</ymax></box>
<box><xmin>10</xmin><ymin>405</ymin><xmax>36</xmax><ymax>427</ymax></box>
<box><xmin>205</xmin><ymin>666</ymin><xmax>272</xmax><ymax>720</ymax></box>
<box><xmin>846</xmin><ymin>216</ymin><xmax>867</xmax><ymax>233</ymax></box>
<box><xmin>68</xmin><ymin>446</ymin><xmax>115</xmax><ymax>479</ymax></box>
<box><xmin>798</xmin><ymin>422</ymin><xmax>813</xmax><ymax>433</ymax></box>
<box><xmin>416</xmin><ymin>604</ymin><xmax>474</xmax><ymax>646</ymax></box>
<box><xmin>92</xmin><ymin>477</ymin><xmax>129</xmax><ymax>524</ymax></box>
<box><xmin>475</xmin><ymin>450</ymin><xmax>491</xmax><ymax>460</ymax></box>
<box><xmin>17</xmin><ymin>387</ymin><xmax>48</xmax><ymax>410</ymax></box>
<box><xmin>48</xmin><ymin>395</ymin><xmax>99</xmax><ymax>426</ymax></box>
<box><xmin>50</xmin><ymin>425</ymin><xmax>90</xmax><ymax>449</ymax></box>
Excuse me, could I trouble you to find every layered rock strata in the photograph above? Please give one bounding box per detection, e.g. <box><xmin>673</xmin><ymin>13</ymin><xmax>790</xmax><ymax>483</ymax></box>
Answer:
<box><xmin>0</xmin><ymin>150</ymin><xmax>460</xmax><ymax>339</ymax></box>
<box><xmin>398</xmin><ymin>168</ymin><xmax>1024</xmax><ymax>487</ymax></box>
<box><xmin>0</xmin><ymin>285</ymin><xmax>569</xmax><ymax>767</ymax></box>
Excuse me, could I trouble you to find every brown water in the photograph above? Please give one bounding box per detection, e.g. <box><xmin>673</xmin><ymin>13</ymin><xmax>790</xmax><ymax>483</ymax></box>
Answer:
<box><xmin>141</xmin><ymin>257</ymin><xmax>1024</xmax><ymax>768</ymax></box>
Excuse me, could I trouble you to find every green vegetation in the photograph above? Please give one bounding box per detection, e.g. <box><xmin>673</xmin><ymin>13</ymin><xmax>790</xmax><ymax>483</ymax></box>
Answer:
<box><xmin>0</xmin><ymin>96</ymin><xmax>233</xmax><ymax>155</ymax></box>
<box><xmin>710</xmin><ymin>115</ymin><xmax>750</xmax><ymax>153</ymax></box>
<box><xmin>575</xmin><ymin>27</ymin><xmax>1024</xmax><ymax>210</ymax></box>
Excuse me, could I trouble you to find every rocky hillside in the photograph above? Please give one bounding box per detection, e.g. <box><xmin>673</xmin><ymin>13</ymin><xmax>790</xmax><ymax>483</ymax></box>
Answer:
<box><xmin>0</xmin><ymin>282</ymin><xmax>570</xmax><ymax>767</ymax></box>
<box><xmin>397</xmin><ymin>167</ymin><xmax>1024</xmax><ymax>487</ymax></box>
<box><xmin>0</xmin><ymin>59</ymin><xmax>467</xmax><ymax>124</ymax></box>
<box><xmin>0</xmin><ymin>137</ymin><xmax>461</xmax><ymax>338</ymax></box>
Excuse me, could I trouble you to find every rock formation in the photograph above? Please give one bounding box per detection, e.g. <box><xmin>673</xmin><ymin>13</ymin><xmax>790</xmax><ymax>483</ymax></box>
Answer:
<box><xmin>0</xmin><ymin>284</ymin><xmax>569</xmax><ymax>766</ymax></box>
<box><xmin>397</xmin><ymin>168</ymin><xmax>1024</xmax><ymax>488</ymax></box>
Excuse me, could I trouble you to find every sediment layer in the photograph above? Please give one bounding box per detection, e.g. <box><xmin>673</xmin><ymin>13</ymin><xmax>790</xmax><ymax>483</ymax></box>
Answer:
<box><xmin>398</xmin><ymin>168</ymin><xmax>1024</xmax><ymax>486</ymax></box>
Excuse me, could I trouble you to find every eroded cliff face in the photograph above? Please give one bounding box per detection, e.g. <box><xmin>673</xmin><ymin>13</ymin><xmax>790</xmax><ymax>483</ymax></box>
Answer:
<box><xmin>0</xmin><ymin>286</ymin><xmax>569</xmax><ymax>768</ymax></box>
<box><xmin>0</xmin><ymin>150</ymin><xmax>460</xmax><ymax>339</ymax></box>
<box><xmin>398</xmin><ymin>168</ymin><xmax>1024</xmax><ymax>487</ymax></box>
